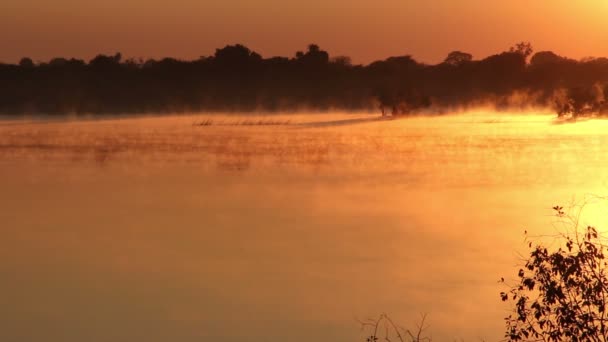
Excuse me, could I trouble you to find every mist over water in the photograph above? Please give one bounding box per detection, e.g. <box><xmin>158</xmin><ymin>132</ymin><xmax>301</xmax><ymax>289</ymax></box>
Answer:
<box><xmin>2</xmin><ymin>112</ymin><xmax>608</xmax><ymax>342</ymax></box>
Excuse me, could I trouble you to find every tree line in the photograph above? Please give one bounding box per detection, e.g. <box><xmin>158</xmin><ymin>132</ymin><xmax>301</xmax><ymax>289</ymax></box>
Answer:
<box><xmin>1</xmin><ymin>42</ymin><xmax>608</xmax><ymax>116</ymax></box>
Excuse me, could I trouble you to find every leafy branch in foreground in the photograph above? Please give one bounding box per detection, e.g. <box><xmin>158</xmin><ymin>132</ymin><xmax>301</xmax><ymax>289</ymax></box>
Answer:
<box><xmin>501</xmin><ymin>205</ymin><xmax>608</xmax><ymax>341</ymax></box>
<box><xmin>359</xmin><ymin>313</ymin><xmax>431</xmax><ymax>342</ymax></box>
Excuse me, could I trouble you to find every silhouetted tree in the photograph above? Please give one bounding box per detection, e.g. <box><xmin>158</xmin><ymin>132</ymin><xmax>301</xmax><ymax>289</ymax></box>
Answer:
<box><xmin>331</xmin><ymin>56</ymin><xmax>352</xmax><ymax>67</ymax></box>
<box><xmin>18</xmin><ymin>57</ymin><xmax>34</xmax><ymax>68</ymax></box>
<box><xmin>213</xmin><ymin>44</ymin><xmax>261</xmax><ymax>65</ymax></box>
<box><xmin>49</xmin><ymin>58</ymin><xmax>69</xmax><ymax>67</ymax></box>
<box><xmin>89</xmin><ymin>53</ymin><xmax>122</xmax><ymax>68</ymax></box>
<box><xmin>502</xmin><ymin>206</ymin><xmax>608</xmax><ymax>341</ymax></box>
<box><xmin>443</xmin><ymin>51</ymin><xmax>473</xmax><ymax>66</ymax></box>
<box><xmin>530</xmin><ymin>51</ymin><xmax>567</xmax><ymax>67</ymax></box>
<box><xmin>296</xmin><ymin>44</ymin><xmax>329</xmax><ymax>65</ymax></box>
<box><xmin>3</xmin><ymin>41</ymin><xmax>608</xmax><ymax>116</ymax></box>
<box><xmin>510</xmin><ymin>41</ymin><xmax>534</xmax><ymax>59</ymax></box>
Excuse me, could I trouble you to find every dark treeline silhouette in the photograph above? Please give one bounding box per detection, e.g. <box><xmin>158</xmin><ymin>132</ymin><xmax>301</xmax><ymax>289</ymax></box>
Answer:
<box><xmin>2</xmin><ymin>42</ymin><xmax>608</xmax><ymax>117</ymax></box>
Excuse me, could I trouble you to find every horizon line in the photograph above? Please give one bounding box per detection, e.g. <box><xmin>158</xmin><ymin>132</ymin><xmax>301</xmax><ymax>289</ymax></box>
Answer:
<box><xmin>3</xmin><ymin>42</ymin><xmax>601</xmax><ymax>67</ymax></box>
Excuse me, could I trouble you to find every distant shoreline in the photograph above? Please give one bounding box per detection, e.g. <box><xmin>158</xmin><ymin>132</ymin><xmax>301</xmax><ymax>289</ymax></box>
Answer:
<box><xmin>2</xmin><ymin>42</ymin><xmax>608</xmax><ymax>118</ymax></box>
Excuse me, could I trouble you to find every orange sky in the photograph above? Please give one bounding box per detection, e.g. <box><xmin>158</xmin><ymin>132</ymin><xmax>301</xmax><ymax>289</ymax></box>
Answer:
<box><xmin>2</xmin><ymin>0</ymin><xmax>608</xmax><ymax>64</ymax></box>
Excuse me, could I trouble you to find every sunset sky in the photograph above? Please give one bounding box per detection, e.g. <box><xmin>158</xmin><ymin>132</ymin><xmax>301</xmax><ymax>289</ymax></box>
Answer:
<box><xmin>2</xmin><ymin>0</ymin><xmax>608</xmax><ymax>64</ymax></box>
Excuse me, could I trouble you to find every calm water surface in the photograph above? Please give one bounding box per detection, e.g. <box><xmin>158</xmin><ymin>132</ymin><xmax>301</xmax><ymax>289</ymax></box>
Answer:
<box><xmin>2</xmin><ymin>112</ymin><xmax>608</xmax><ymax>341</ymax></box>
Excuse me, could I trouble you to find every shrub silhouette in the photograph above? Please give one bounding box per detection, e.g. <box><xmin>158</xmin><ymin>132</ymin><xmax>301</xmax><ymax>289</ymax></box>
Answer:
<box><xmin>359</xmin><ymin>313</ymin><xmax>431</xmax><ymax>342</ymax></box>
<box><xmin>501</xmin><ymin>206</ymin><xmax>608</xmax><ymax>341</ymax></box>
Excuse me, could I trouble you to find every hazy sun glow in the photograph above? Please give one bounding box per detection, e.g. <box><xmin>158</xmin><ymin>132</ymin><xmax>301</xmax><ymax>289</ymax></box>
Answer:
<box><xmin>4</xmin><ymin>0</ymin><xmax>608</xmax><ymax>340</ymax></box>
<box><xmin>3</xmin><ymin>111</ymin><xmax>608</xmax><ymax>341</ymax></box>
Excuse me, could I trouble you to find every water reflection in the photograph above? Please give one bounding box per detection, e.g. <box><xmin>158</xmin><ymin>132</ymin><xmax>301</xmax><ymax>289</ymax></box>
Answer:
<box><xmin>1</xmin><ymin>112</ymin><xmax>608</xmax><ymax>342</ymax></box>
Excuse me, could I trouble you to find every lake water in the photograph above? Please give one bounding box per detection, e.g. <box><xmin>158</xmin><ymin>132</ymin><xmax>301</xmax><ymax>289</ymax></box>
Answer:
<box><xmin>2</xmin><ymin>112</ymin><xmax>608</xmax><ymax>342</ymax></box>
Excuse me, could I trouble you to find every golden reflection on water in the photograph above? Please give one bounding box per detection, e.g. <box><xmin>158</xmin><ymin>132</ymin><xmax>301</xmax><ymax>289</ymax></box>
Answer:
<box><xmin>2</xmin><ymin>112</ymin><xmax>608</xmax><ymax>342</ymax></box>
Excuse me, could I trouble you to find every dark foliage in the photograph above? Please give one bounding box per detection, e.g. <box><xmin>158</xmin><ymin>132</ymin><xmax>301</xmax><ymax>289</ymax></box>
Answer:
<box><xmin>2</xmin><ymin>41</ymin><xmax>608</xmax><ymax>116</ymax></box>
<box><xmin>359</xmin><ymin>313</ymin><xmax>431</xmax><ymax>342</ymax></box>
<box><xmin>502</xmin><ymin>206</ymin><xmax>608</xmax><ymax>341</ymax></box>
